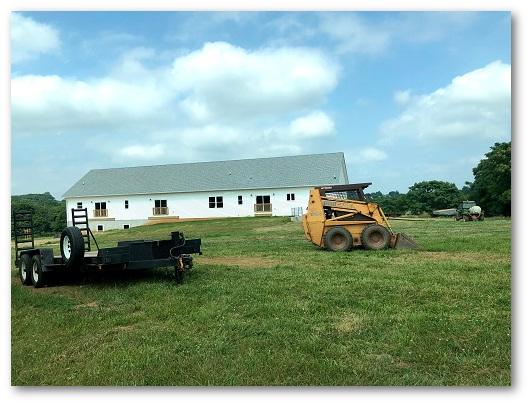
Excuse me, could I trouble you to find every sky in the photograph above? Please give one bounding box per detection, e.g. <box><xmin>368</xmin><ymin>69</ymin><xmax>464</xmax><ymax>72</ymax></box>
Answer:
<box><xmin>10</xmin><ymin>11</ymin><xmax>511</xmax><ymax>199</ymax></box>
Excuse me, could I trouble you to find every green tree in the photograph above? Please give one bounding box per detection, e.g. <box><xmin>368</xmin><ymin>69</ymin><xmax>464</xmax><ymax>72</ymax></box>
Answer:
<box><xmin>471</xmin><ymin>141</ymin><xmax>511</xmax><ymax>216</ymax></box>
<box><xmin>11</xmin><ymin>192</ymin><xmax>66</xmax><ymax>236</ymax></box>
<box><xmin>406</xmin><ymin>180</ymin><xmax>461</xmax><ymax>214</ymax></box>
<box><xmin>366</xmin><ymin>190</ymin><xmax>409</xmax><ymax>216</ymax></box>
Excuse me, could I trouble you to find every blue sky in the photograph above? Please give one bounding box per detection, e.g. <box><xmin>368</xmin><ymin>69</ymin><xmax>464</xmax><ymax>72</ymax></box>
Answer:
<box><xmin>11</xmin><ymin>11</ymin><xmax>511</xmax><ymax>199</ymax></box>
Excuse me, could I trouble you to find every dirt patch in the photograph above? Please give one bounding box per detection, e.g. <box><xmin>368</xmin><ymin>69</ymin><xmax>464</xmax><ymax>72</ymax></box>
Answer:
<box><xmin>198</xmin><ymin>256</ymin><xmax>280</xmax><ymax>268</ymax></box>
<box><xmin>75</xmin><ymin>301</ymin><xmax>99</xmax><ymax>309</ymax></box>
<box><xmin>112</xmin><ymin>325</ymin><xmax>136</xmax><ymax>332</ymax></box>
<box><xmin>335</xmin><ymin>313</ymin><xmax>363</xmax><ymax>333</ymax></box>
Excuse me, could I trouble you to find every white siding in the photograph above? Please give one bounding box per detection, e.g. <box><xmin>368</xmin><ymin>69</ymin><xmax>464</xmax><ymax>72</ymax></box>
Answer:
<box><xmin>65</xmin><ymin>187</ymin><xmax>309</xmax><ymax>230</ymax></box>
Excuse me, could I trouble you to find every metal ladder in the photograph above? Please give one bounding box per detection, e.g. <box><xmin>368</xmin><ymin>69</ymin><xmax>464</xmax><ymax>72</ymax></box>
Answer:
<box><xmin>13</xmin><ymin>210</ymin><xmax>34</xmax><ymax>257</ymax></box>
<box><xmin>71</xmin><ymin>208</ymin><xmax>98</xmax><ymax>252</ymax></box>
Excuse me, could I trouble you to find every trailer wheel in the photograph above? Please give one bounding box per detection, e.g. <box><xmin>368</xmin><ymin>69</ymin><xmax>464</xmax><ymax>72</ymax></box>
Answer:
<box><xmin>30</xmin><ymin>255</ymin><xmax>46</xmax><ymax>288</ymax></box>
<box><xmin>19</xmin><ymin>254</ymin><xmax>33</xmax><ymax>286</ymax></box>
<box><xmin>60</xmin><ymin>227</ymin><xmax>85</xmax><ymax>269</ymax></box>
<box><xmin>324</xmin><ymin>227</ymin><xmax>353</xmax><ymax>252</ymax></box>
<box><xmin>361</xmin><ymin>224</ymin><xmax>390</xmax><ymax>250</ymax></box>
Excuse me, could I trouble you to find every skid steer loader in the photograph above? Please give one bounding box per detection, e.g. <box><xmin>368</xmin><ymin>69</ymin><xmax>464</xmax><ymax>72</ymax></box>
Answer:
<box><xmin>302</xmin><ymin>183</ymin><xmax>417</xmax><ymax>251</ymax></box>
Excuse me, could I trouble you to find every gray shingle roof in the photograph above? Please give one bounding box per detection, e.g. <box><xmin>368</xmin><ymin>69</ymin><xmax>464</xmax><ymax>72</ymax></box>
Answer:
<box><xmin>62</xmin><ymin>152</ymin><xmax>348</xmax><ymax>198</ymax></box>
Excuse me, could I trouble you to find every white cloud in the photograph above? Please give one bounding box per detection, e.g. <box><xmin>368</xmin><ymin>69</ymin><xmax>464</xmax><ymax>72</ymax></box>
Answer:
<box><xmin>11</xmin><ymin>74</ymin><xmax>174</xmax><ymax>134</ymax></box>
<box><xmin>288</xmin><ymin>111</ymin><xmax>335</xmax><ymax>138</ymax></box>
<box><xmin>119</xmin><ymin>144</ymin><xmax>165</xmax><ymax>159</ymax></box>
<box><xmin>318</xmin><ymin>13</ymin><xmax>390</xmax><ymax>55</ymax></box>
<box><xmin>171</xmin><ymin>42</ymin><xmax>338</xmax><ymax>122</ymax></box>
<box><xmin>269</xmin><ymin>12</ymin><xmax>481</xmax><ymax>56</ymax></box>
<box><xmin>12</xmin><ymin>41</ymin><xmax>338</xmax><ymax>163</ymax></box>
<box><xmin>381</xmin><ymin>61</ymin><xmax>511</xmax><ymax>142</ymax></box>
<box><xmin>11</xmin><ymin>13</ymin><xmax>60</xmax><ymax>63</ymax></box>
<box><xmin>358</xmin><ymin>147</ymin><xmax>388</xmax><ymax>162</ymax></box>
<box><xmin>13</xmin><ymin>42</ymin><xmax>338</xmax><ymax>133</ymax></box>
<box><xmin>393</xmin><ymin>90</ymin><xmax>411</xmax><ymax>105</ymax></box>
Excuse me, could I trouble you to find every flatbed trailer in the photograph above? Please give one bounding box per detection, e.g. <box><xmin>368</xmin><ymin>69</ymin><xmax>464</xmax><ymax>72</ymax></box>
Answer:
<box><xmin>13</xmin><ymin>209</ymin><xmax>202</xmax><ymax>288</ymax></box>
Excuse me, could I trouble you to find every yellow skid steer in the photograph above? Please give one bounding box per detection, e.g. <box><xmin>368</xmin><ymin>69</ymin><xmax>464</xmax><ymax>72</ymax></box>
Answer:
<box><xmin>302</xmin><ymin>183</ymin><xmax>417</xmax><ymax>251</ymax></box>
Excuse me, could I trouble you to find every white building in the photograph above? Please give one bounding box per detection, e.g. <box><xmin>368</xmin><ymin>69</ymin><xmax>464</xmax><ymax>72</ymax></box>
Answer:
<box><xmin>62</xmin><ymin>152</ymin><xmax>349</xmax><ymax>231</ymax></box>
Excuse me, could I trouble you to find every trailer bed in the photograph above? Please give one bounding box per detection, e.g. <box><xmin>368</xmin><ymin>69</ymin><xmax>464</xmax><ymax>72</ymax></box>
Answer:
<box><xmin>15</xmin><ymin>212</ymin><xmax>202</xmax><ymax>288</ymax></box>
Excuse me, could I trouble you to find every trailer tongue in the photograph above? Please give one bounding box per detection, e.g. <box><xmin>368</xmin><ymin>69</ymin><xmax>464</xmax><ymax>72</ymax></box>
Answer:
<box><xmin>13</xmin><ymin>208</ymin><xmax>202</xmax><ymax>288</ymax></box>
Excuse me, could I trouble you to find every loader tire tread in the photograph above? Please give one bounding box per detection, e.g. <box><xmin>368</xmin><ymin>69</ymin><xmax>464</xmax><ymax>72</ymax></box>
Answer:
<box><xmin>324</xmin><ymin>227</ymin><xmax>353</xmax><ymax>252</ymax></box>
<box><xmin>361</xmin><ymin>224</ymin><xmax>390</xmax><ymax>250</ymax></box>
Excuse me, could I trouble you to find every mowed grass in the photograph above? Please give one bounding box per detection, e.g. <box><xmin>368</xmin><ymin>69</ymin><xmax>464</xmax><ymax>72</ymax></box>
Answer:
<box><xmin>11</xmin><ymin>217</ymin><xmax>511</xmax><ymax>386</ymax></box>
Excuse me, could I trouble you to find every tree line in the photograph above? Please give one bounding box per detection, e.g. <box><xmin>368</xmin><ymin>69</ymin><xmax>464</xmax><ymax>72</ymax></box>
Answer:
<box><xmin>11</xmin><ymin>192</ymin><xmax>66</xmax><ymax>236</ymax></box>
<box><xmin>366</xmin><ymin>142</ymin><xmax>511</xmax><ymax>217</ymax></box>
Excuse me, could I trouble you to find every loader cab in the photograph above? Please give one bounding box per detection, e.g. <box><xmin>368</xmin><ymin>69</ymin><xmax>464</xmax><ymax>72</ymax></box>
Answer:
<box><xmin>316</xmin><ymin>183</ymin><xmax>371</xmax><ymax>220</ymax></box>
<box><xmin>318</xmin><ymin>183</ymin><xmax>370</xmax><ymax>202</ymax></box>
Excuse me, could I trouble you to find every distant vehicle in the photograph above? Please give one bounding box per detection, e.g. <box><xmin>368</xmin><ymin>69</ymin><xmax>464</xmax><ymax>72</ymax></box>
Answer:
<box><xmin>432</xmin><ymin>201</ymin><xmax>485</xmax><ymax>221</ymax></box>
<box><xmin>456</xmin><ymin>201</ymin><xmax>485</xmax><ymax>221</ymax></box>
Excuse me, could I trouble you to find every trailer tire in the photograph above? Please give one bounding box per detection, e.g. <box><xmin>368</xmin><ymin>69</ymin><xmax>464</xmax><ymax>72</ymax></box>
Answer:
<box><xmin>30</xmin><ymin>255</ymin><xmax>46</xmax><ymax>288</ymax></box>
<box><xmin>324</xmin><ymin>227</ymin><xmax>353</xmax><ymax>252</ymax></box>
<box><xmin>60</xmin><ymin>227</ymin><xmax>85</xmax><ymax>270</ymax></box>
<box><xmin>19</xmin><ymin>254</ymin><xmax>33</xmax><ymax>286</ymax></box>
<box><xmin>361</xmin><ymin>224</ymin><xmax>390</xmax><ymax>250</ymax></box>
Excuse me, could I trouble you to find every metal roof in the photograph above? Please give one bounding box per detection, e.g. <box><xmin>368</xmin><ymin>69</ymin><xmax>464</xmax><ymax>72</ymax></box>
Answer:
<box><xmin>62</xmin><ymin>152</ymin><xmax>348</xmax><ymax>198</ymax></box>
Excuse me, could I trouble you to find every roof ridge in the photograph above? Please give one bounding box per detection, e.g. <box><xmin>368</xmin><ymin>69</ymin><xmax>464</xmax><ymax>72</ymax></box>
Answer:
<box><xmin>89</xmin><ymin>152</ymin><xmax>345</xmax><ymax>172</ymax></box>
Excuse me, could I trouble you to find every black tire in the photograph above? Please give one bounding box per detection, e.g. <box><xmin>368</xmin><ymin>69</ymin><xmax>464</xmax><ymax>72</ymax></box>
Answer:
<box><xmin>361</xmin><ymin>224</ymin><xmax>390</xmax><ymax>250</ymax></box>
<box><xmin>30</xmin><ymin>255</ymin><xmax>46</xmax><ymax>288</ymax></box>
<box><xmin>60</xmin><ymin>227</ymin><xmax>85</xmax><ymax>269</ymax></box>
<box><xmin>19</xmin><ymin>254</ymin><xmax>33</xmax><ymax>286</ymax></box>
<box><xmin>324</xmin><ymin>227</ymin><xmax>353</xmax><ymax>252</ymax></box>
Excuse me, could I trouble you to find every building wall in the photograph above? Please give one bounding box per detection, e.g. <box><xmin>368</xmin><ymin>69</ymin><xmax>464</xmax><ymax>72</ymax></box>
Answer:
<box><xmin>65</xmin><ymin>187</ymin><xmax>309</xmax><ymax>231</ymax></box>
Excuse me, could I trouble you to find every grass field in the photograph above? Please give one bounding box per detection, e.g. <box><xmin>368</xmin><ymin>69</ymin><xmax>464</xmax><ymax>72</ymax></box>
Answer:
<box><xmin>11</xmin><ymin>216</ymin><xmax>511</xmax><ymax>386</ymax></box>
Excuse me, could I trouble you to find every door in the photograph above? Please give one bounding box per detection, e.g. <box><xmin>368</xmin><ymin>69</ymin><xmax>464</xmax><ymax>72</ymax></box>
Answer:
<box><xmin>255</xmin><ymin>195</ymin><xmax>271</xmax><ymax>212</ymax></box>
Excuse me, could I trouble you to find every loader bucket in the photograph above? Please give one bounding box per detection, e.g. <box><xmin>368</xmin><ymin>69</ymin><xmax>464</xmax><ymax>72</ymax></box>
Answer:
<box><xmin>390</xmin><ymin>233</ymin><xmax>418</xmax><ymax>249</ymax></box>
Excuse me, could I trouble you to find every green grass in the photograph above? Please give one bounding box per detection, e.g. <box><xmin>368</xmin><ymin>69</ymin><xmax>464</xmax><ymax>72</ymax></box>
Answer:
<box><xmin>11</xmin><ymin>216</ymin><xmax>511</xmax><ymax>386</ymax></box>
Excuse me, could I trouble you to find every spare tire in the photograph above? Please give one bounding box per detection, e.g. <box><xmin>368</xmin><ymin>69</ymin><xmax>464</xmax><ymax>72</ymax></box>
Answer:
<box><xmin>324</xmin><ymin>227</ymin><xmax>353</xmax><ymax>252</ymax></box>
<box><xmin>361</xmin><ymin>224</ymin><xmax>390</xmax><ymax>250</ymax></box>
<box><xmin>60</xmin><ymin>226</ymin><xmax>85</xmax><ymax>269</ymax></box>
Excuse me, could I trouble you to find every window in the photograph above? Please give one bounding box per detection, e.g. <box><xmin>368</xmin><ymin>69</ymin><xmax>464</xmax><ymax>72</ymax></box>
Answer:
<box><xmin>256</xmin><ymin>195</ymin><xmax>270</xmax><ymax>204</ymax></box>
<box><xmin>255</xmin><ymin>195</ymin><xmax>272</xmax><ymax>213</ymax></box>
<box><xmin>97</xmin><ymin>225</ymin><xmax>103</xmax><ymax>231</ymax></box>
<box><xmin>238</xmin><ymin>195</ymin><xmax>243</xmax><ymax>205</ymax></box>
<box><xmin>94</xmin><ymin>202</ymin><xmax>107</xmax><ymax>217</ymax></box>
<box><xmin>123</xmin><ymin>224</ymin><xmax>130</xmax><ymax>229</ymax></box>
<box><xmin>77</xmin><ymin>202</ymin><xmax>83</xmax><ymax>209</ymax></box>
<box><xmin>153</xmin><ymin>199</ymin><xmax>168</xmax><ymax>215</ymax></box>
<box><xmin>125</xmin><ymin>200</ymin><xmax>129</xmax><ymax>209</ymax></box>
<box><xmin>209</xmin><ymin>196</ymin><xmax>224</xmax><ymax>208</ymax></box>
<box><xmin>287</xmin><ymin>193</ymin><xmax>295</xmax><ymax>201</ymax></box>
